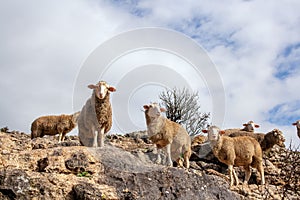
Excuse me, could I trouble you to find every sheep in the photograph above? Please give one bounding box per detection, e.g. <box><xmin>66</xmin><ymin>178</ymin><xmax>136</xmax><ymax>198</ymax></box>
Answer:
<box><xmin>202</xmin><ymin>125</ymin><xmax>265</xmax><ymax>187</ymax></box>
<box><xmin>31</xmin><ymin>111</ymin><xmax>80</xmax><ymax>142</ymax></box>
<box><xmin>228</xmin><ymin>129</ymin><xmax>285</xmax><ymax>152</ymax></box>
<box><xmin>78</xmin><ymin>81</ymin><xmax>116</xmax><ymax>147</ymax></box>
<box><xmin>143</xmin><ymin>103</ymin><xmax>191</xmax><ymax>168</ymax></box>
<box><xmin>292</xmin><ymin>120</ymin><xmax>300</xmax><ymax>139</ymax></box>
<box><xmin>223</xmin><ymin>120</ymin><xmax>260</xmax><ymax>136</ymax></box>
<box><xmin>191</xmin><ymin>135</ymin><xmax>207</xmax><ymax>147</ymax></box>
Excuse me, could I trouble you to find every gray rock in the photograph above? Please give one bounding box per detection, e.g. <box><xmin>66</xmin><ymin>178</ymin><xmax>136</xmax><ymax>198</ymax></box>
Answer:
<box><xmin>88</xmin><ymin>144</ymin><xmax>241</xmax><ymax>200</ymax></box>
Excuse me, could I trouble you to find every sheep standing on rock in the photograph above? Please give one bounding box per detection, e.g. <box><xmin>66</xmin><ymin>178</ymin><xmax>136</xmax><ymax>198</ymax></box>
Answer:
<box><xmin>143</xmin><ymin>103</ymin><xmax>191</xmax><ymax>168</ymax></box>
<box><xmin>203</xmin><ymin>126</ymin><xmax>265</xmax><ymax>187</ymax></box>
<box><xmin>78</xmin><ymin>81</ymin><xmax>116</xmax><ymax>147</ymax></box>
<box><xmin>229</xmin><ymin>129</ymin><xmax>285</xmax><ymax>152</ymax></box>
<box><xmin>292</xmin><ymin>120</ymin><xmax>300</xmax><ymax>139</ymax></box>
<box><xmin>223</xmin><ymin>120</ymin><xmax>260</xmax><ymax>136</ymax></box>
<box><xmin>31</xmin><ymin>111</ymin><xmax>80</xmax><ymax>142</ymax></box>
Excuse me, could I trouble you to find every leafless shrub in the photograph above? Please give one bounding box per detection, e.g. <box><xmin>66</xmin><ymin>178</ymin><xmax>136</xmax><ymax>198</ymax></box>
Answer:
<box><xmin>259</xmin><ymin>142</ymin><xmax>300</xmax><ymax>200</ymax></box>
<box><xmin>159</xmin><ymin>87</ymin><xmax>210</xmax><ymax>136</ymax></box>
<box><xmin>277</xmin><ymin>142</ymin><xmax>300</xmax><ymax>199</ymax></box>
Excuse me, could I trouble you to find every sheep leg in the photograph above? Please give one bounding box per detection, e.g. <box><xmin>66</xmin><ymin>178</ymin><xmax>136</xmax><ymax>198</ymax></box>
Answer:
<box><xmin>258</xmin><ymin>163</ymin><xmax>265</xmax><ymax>185</ymax></box>
<box><xmin>58</xmin><ymin>132</ymin><xmax>63</xmax><ymax>143</ymax></box>
<box><xmin>92</xmin><ymin>126</ymin><xmax>98</xmax><ymax>148</ymax></box>
<box><xmin>228</xmin><ymin>165</ymin><xmax>235</xmax><ymax>187</ymax></box>
<box><xmin>31</xmin><ymin>130</ymin><xmax>38</xmax><ymax>139</ymax></box>
<box><xmin>233</xmin><ymin>168</ymin><xmax>239</xmax><ymax>186</ymax></box>
<box><xmin>176</xmin><ymin>158</ymin><xmax>183</xmax><ymax>168</ymax></box>
<box><xmin>244</xmin><ymin>165</ymin><xmax>251</xmax><ymax>185</ymax></box>
<box><xmin>61</xmin><ymin>133</ymin><xmax>66</xmax><ymax>142</ymax></box>
<box><xmin>154</xmin><ymin>146</ymin><xmax>162</xmax><ymax>164</ymax></box>
<box><xmin>183</xmin><ymin>151</ymin><xmax>190</xmax><ymax>169</ymax></box>
<box><xmin>166</xmin><ymin>144</ymin><xmax>173</xmax><ymax>167</ymax></box>
<box><xmin>98</xmin><ymin>127</ymin><xmax>105</xmax><ymax>147</ymax></box>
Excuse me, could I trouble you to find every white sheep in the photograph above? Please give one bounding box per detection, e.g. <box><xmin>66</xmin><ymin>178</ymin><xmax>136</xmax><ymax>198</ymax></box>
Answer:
<box><xmin>202</xmin><ymin>125</ymin><xmax>265</xmax><ymax>187</ymax></box>
<box><xmin>292</xmin><ymin>120</ymin><xmax>300</xmax><ymax>139</ymax></box>
<box><xmin>31</xmin><ymin>111</ymin><xmax>80</xmax><ymax>142</ymax></box>
<box><xmin>223</xmin><ymin>120</ymin><xmax>260</xmax><ymax>136</ymax></box>
<box><xmin>143</xmin><ymin>103</ymin><xmax>191</xmax><ymax>168</ymax></box>
<box><xmin>78</xmin><ymin>81</ymin><xmax>116</xmax><ymax>147</ymax></box>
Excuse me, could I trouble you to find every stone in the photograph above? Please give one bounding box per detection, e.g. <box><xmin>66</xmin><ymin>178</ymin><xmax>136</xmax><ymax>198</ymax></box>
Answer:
<box><xmin>0</xmin><ymin>130</ymin><xmax>299</xmax><ymax>199</ymax></box>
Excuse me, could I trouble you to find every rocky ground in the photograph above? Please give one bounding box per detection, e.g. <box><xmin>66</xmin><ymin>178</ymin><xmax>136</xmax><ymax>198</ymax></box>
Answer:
<box><xmin>0</xmin><ymin>128</ymin><xmax>299</xmax><ymax>200</ymax></box>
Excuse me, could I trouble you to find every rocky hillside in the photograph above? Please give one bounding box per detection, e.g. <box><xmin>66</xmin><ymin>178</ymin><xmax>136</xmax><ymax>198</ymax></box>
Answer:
<box><xmin>0</xmin><ymin>128</ymin><xmax>299</xmax><ymax>199</ymax></box>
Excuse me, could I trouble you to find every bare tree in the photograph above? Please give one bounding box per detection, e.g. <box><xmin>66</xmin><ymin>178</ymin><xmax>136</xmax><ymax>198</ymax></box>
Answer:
<box><xmin>159</xmin><ymin>87</ymin><xmax>210</xmax><ymax>136</ymax></box>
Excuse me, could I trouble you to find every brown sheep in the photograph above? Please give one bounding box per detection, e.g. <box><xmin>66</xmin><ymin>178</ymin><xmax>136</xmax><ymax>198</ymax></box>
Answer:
<box><xmin>191</xmin><ymin>135</ymin><xmax>207</xmax><ymax>147</ymax></box>
<box><xmin>31</xmin><ymin>111</ymin><xmax>80</xmax><ymax>142</ymax></box>
<box><xmin>203</xmin><ymin>125</ymin><xmax>265</xmax><ymax>187</ymax></box>
<box><xmin>223</xmin><ymin>120</ymin><xmax>260</xmax><ymax>136</ymax></box>
<box><xmin>143</xmin><ymin>103</ymin><xmax>191</xmax><ymax>168</ymax></box>
<box><xmin>292</xmin><ymin>120</ymin><xmax>300</xmax><ymax>139</ymax></box>
<box><xmin>228</xmin><ymin>129</ymin><xmax>285</xmax><ymax>152</ymax></box>
<box><xmin>78</xmin><ymin>81</ymin><xmax>116</xmax><ymax>147</ymax></box>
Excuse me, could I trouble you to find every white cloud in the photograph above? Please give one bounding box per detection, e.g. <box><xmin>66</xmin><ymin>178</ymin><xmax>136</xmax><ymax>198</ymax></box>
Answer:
<box><xmin>0</xmin><ymin>0</ymin><xmax>299</xmax><ymax>147</ymax></box>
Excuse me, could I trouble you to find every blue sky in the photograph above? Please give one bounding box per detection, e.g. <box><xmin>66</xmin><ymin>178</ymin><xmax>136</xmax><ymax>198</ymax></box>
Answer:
<box><xmin>0</xmin><ymin>0</ymin><xmax>299</xmax><ymax>146</ymax></box>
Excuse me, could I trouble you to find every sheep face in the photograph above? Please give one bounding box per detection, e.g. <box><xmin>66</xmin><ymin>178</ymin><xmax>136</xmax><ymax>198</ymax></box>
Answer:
<box><xmin>292</xmin><ymin>120</ymin><xmax>300</xmax><ymax>129</ymax></box>
<box><xmin>272</xmin><ymin>129</ymin><xmax>285</xmax><ymax>147</ymax></box>
<box><xmin>202</xmin><ymin>126</ymin><xmax>222</xmax><ymax>141</ymax></box>
<box><xmin>243</xmin><ymin>121</ymin><xmax>259</xmax><ymax>131</ymax></box>
<box><xmin>143</xmin><ymin>103</ymin><xmax>166</xmax><ymax>118</ymax></box>
<box><xmin>88</xmin><ymin>81</ymin><xmax>116</xmax><ymax>100</ymax></box>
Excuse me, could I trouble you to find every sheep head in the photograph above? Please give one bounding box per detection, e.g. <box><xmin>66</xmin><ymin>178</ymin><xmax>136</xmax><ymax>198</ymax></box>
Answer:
<box><xmin>143</xmin><ymin>103</ymin><xmax>166</xmax><ymax>119</ymax></box>
<box><xmin>202</xmin><ymin>126</ymin><xmax>225</xmax><ymax>141</ymax></box>
<box><xmin>242</xmin><ymin>120</ymin><xmax>260</xmax><ymax>132</ymax></box>
<box><xmin>88</xmin><ymin>81</ymin><xmax>116</xmax><ymax>100</ymax></box>
<box><xmin>292</xmin><ymin>120</ymin><xmax>300</xmax><ymax>129</ymax></box>
<box><xmin>270</xmin><ymin>129</ymin><xmax>285</xmax><ymax>147</ymax></box>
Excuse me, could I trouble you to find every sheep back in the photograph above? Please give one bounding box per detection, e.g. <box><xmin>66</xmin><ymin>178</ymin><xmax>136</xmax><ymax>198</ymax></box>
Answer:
<box><xmin>149</xmin><ymin>118</ymin><xmax>180</xmax><ymax>148</ymax></box>
<box><xmin>229</xmin><ymin>130</ymin><xmax>284</xmax><ymax>152</ymax></box>
<box><xmin>213</xmin><ymin>136</ymin><xmax>262</xmax><ymax>167</ymax></box>
<box><xmin>229</xmin><ymin>131</ymin><xmax>264</xmax><ymax>144</ymax></box>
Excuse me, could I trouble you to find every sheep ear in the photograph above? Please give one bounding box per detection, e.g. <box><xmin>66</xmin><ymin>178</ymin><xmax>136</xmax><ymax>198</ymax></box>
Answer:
<box><xmin>219</xmin><ymin>130</ymin><xmax>226</xmax><ymax>135</ymax></box>
<box><xmin>88</xmin><ymin>84</ymin><xmax>97</xmax><ymax>89</ymax></box>
<box><xmin>255</xmin><ymin>124</ymin><xmax>260</xmax><ymax>128</ymax></box>
<box><xmin>143</xmin><ymin>105</ymin><xmax>149</xmax><ymax>110</ymax></box>
<box><xmin>292</xmin><ymin>122</ymin><xmax>297</xmax><ymax>126</ymax></box>
<box><xmin>108</xmin><ymin>86</ymin><xmax>116</xmax><ymax>92</ymax></box>
<box><xmin>160</xmin><ymin>108</ymin><xmax>166</xmax><ymax>112</ymax></box>
<box><xmin>202</xmin><ymin>130</ymin><xmax>208</xmax><ymax>133</ymax></box>
<box><xmin>243</xmin><ymin>124</ymin><xmax>247</xmax><ymax>126</ymax></box>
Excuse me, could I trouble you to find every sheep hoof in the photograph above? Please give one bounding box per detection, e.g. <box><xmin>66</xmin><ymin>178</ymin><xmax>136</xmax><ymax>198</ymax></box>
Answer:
<box><xmin>155</xmin><ymin>158</ymin><xmax>161</xmax><ymax>164</ymax></box>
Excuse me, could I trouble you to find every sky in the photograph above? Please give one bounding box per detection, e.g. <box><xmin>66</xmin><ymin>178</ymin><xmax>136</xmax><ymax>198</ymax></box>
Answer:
<box><xmin>0</xmin><ymin>0</ymin><xmax>300</xmax><ymax>147</ymax></box>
